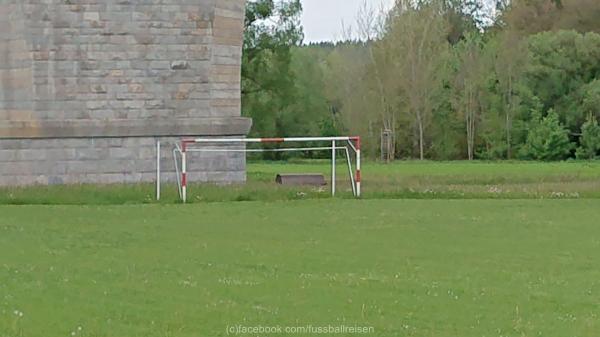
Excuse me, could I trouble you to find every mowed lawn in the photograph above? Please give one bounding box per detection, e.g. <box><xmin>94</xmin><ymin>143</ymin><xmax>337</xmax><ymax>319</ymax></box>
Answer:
<box><xmin>249</xmin><ymin>160</ymin><xmax>600</xmax><ymax>199</ymax></box>
<box><xmin>1</xmin><ymin>199</ymin><xmax>599</xmax><ymax>337</ymax></box>
<box><xmin>2</xmin><ymin>161</ymin><xmax>600</xmax><ymax>205</ymax></box>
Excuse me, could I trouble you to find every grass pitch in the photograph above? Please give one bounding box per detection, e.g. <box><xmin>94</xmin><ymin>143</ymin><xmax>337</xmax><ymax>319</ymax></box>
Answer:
<box><xmin>1</xmin><ymin>199</ymin><xmax>599</xmax><ymax>336</ymax></box>
<box><xmin>1</xmin><ymin>161</ymin><xmax>599</xmax><ymax>336</ymax></box>
<box><xmin>1</xmin><ymin>161</ymin><xmax>600</xmax><ymax>205</ymax></box>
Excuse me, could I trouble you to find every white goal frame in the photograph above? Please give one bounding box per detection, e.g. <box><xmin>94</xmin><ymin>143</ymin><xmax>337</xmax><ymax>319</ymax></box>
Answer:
<box><xmin>158</xmin><ymin>136</ymin><xmax>362</xmax><ymax>203</ymax></box>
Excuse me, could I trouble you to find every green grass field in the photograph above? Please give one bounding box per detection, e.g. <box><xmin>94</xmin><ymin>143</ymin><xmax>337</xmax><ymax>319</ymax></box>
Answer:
<box><xmin>1</xmin><ymin>161</ymin><xmax>600</xmax><ymax>205</ymax></box>
<box><xmin>1</xmin><ymin>161</ymin><xmax>599</xmax><ymax>336</ymax></box>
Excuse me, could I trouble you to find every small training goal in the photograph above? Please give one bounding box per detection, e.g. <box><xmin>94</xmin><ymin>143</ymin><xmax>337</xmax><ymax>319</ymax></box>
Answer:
<box><xmin>157</xmin><ymin>137</ymin><xmax>361</xmax><ymax>203</ymax></box>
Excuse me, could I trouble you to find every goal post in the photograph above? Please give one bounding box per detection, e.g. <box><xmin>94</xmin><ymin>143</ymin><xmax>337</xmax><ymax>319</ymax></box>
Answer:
<box><xmin>161</xmin><ymin>136</ymin><xmax>362</xmax><ymax>203</ymax></box>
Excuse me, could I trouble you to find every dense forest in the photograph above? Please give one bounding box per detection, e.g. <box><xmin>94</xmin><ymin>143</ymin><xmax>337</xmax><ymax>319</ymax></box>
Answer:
<box><xmin>242</xmin><ymin>0</ymin><xmax>600</xmax><ymax>161</ymax></box>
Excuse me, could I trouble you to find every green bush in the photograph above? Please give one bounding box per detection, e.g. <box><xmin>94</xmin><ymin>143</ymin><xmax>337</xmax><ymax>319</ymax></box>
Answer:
<box><xmin>576</xmin><ymin>116</ymin><xmax>600</xmax><ymax>159</ymax></box>
<box><xmin>520</xmin><ymin>109</ymin><xmax>574</xmax><ymax>161</ymax></box>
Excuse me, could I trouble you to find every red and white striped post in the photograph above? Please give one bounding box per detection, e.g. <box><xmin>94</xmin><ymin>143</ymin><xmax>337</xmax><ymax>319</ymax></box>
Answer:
<box><xmin>352</xmin><ymin>136</ymin><xmax>361</xmax><ymax>198</ymax></box>
<box><xmin>181</xmin><ymin>140</ymin><xmax>187</xmax><ymax>203</ymax></box>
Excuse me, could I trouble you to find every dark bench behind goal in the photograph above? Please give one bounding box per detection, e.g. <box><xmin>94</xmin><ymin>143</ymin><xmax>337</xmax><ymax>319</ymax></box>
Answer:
<box><xmin>275</xmin><ymin>174</ymin><xmax>327</xmax><ymax>186</ymax></box>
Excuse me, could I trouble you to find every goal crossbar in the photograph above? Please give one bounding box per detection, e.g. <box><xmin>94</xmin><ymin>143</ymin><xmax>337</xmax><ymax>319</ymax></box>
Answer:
<box><xmin>163</xmin><ymin>136</ymin><xmax>361</xmax><ymax>203</ymax></box>
<box><xmin>183</xmin><ymin>136</ymin><xmax>359</xmax><ymax>143</ymax></box>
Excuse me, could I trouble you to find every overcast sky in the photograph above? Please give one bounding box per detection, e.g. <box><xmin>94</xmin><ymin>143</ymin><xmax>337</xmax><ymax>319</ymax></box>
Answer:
<box><xmin>301</xmin><ymin>0</ymin><xmax>395</xmax><ymax>43</ymax></box>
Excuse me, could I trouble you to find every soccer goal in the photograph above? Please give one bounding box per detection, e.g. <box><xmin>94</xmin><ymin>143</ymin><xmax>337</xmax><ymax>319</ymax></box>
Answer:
<box><xmin>158</xmin><ymin>136</ymin><xmax>361</xmax><ymax>203</ymax></box>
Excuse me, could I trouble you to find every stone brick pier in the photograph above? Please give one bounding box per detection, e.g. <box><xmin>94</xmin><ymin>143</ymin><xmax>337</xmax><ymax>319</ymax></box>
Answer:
<box><xmin>0</xmin><ymin>0</ymin><xmax>251</xmax><ymax>186</ymax></box>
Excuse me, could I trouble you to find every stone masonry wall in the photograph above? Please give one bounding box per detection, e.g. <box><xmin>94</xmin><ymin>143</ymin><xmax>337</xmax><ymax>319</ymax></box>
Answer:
<box><xmin>0</xmin><ymin>137</ymin><xmax>245</xmax><ymax>186</ymax></box>
<box><xmin>0</xmin><ymin>0</ymin><xmax>251</xmax><ymax>186</ymax></box>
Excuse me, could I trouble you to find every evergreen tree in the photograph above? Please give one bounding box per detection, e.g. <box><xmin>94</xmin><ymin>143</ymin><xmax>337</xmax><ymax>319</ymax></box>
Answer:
<box><xmin>576</xmin><ymin>116</ymin><xmax>600</xmax><ymax>159</ymax></box>
<box><xmin>520</xmin><ymin>109</ymin><xmax>574</xmax><ymax>161</ymax></box>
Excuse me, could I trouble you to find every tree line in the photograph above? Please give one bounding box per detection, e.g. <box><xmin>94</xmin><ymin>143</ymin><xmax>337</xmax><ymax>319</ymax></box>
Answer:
<box><xmin>242</xmin><ymin>0</ymin><xmax>600</xmax><ymax>160</ymax></box>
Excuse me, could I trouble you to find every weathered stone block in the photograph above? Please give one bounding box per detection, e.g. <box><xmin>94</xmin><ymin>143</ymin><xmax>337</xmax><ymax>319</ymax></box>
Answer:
<box><xmin>0</xmin><ymin>0</ymin><xmax>250</xmax><ymax>187</ymax></box>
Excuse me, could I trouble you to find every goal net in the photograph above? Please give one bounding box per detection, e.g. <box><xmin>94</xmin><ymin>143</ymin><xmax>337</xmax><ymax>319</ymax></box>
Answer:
<box><xmin>159</xmin><ymin>136</ymin><xmax>361</xmax><ymax>203</ymax></box>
